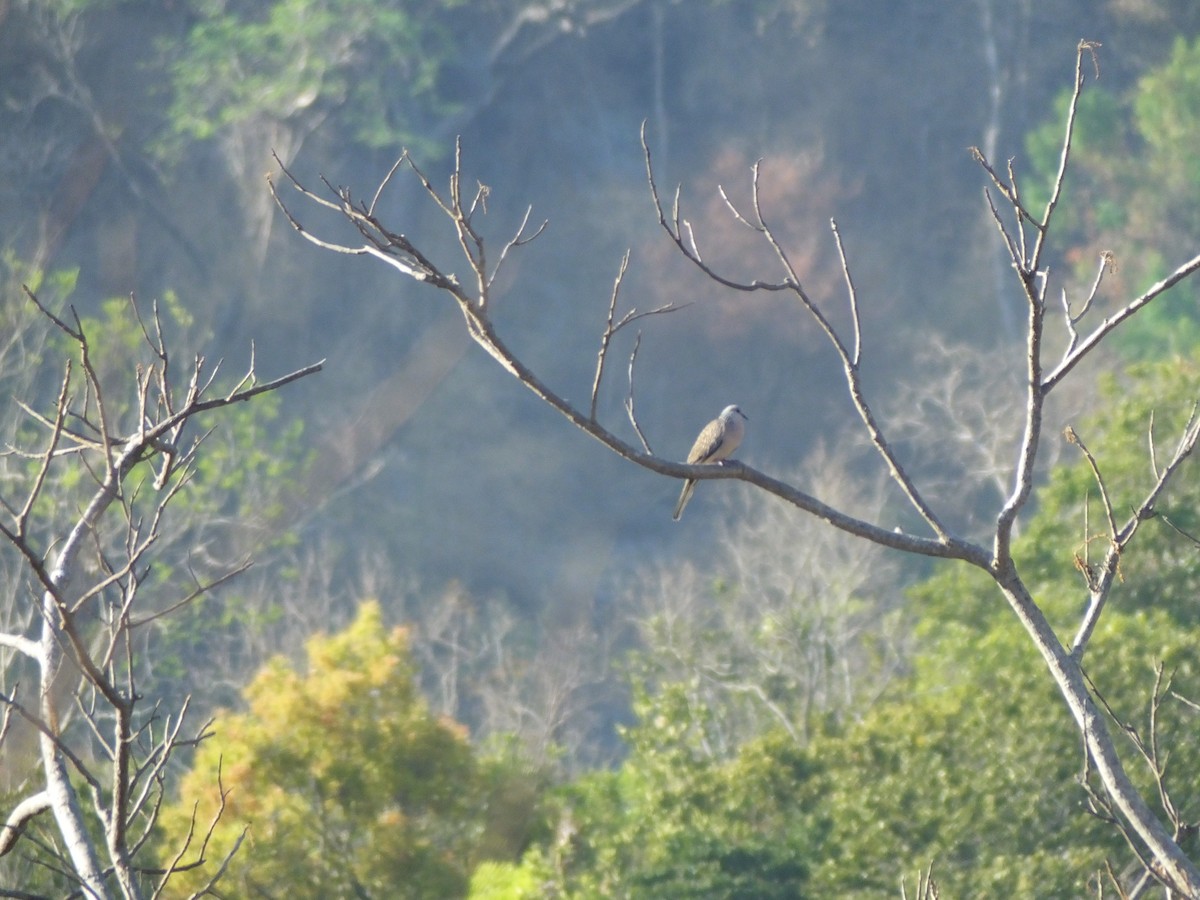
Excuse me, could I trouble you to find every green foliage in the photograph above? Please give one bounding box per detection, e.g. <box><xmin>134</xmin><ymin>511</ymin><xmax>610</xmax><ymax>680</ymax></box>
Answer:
<box><xmin>1</xmin><ymin>254</ymin><xmax>79</xmax><ymax>301</ymax></box>
<box><xmin>547</xmin><ymin>606</ymin><xmax>1117</xmax><ymax>898</ymax></box>
<box><xmin>0</xmin><ymin>261</ymin><xmax>75</xmax><ymax>432</ymax></box>
<box><xmin>1017</xmin><ymin>357</ymin><xmax>1200</xmax><ymax>629</ymax></box>
<box><xmin>1024</xmin><ymin>84</ymin><xmax>1131</xmax><ymax>232</ymax></box>
<box><xmin>156</xmin><ymin>601</ymin><xmax>484</xmax><ymax>898</ymax></box>
<box><xmin>163</xmin><ymin>0</ymin><xmax>463</xmax><ymax>157</ymax></box>
<box><xmin>516</xmin><ymin>685</ymin><xmax>820</xmax><ymax>898</ymax></box>
<box><xmin>806</xmin><ymin>566</ymin><xmax>1113</xmax><ymax>896</ymax></box>
<box><xmin>808</xmin><ymin>667</ymin><xmax>1097</xmax><ymax>895</ymax></box>
<box><xmin>812</xmin><ymin>357</ymin><xmax>1200</xmax><ymax>894</ymax></box>
<box><xmin>1025</xmin><ymin>39</ymin><xmax>1200</xmax><ymax>358</ymax></box>
<box><xmin>1135</xmin><ymin>36</ymin><xmax>1200</xmax><ymax>213</ymax></box>
<box><xmin>469</xmin><ymin>858</ymin><xmax>552</xmax><ymax>900</ymax></box>
<box><xmin>510</xmin><ymin>353</ymin><xmax>1200</xmax><ymax>896</ymax></box>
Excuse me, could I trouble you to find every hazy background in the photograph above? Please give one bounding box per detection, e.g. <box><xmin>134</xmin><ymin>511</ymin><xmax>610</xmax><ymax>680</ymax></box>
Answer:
<box><xmin>3</xmin><ymin>0</ymin><xmax>1197</xmax><ymax>757</ymax></box>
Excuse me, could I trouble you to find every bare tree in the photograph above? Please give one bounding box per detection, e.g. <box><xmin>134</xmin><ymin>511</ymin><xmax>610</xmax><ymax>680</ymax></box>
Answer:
<box><xmin>393</xmin><ymin>577</ymin><xmax>624</xmax><ymax>774</ymax></box>
<box><xmin>885</xmin><ymin>334</ymin><xmax>1077</xmax><ymax>541</ymax></box>
<box><xmin>0</xmin><ymin>291</ymin><xmax>319</xmax><ymax>898</ymax></box>
<box><xmin>271</xmin><ymin>42</ymin><xmax>1200</xmax><ymax>896</ymax></box>
<box><xmin>628</xmin><ymin>446</ymin><xmax>907</xmax><ymax>752</ymax></box>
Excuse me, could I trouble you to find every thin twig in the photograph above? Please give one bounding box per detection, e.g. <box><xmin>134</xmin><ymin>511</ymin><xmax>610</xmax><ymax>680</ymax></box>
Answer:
<box><xmin>1029</xmin><ymin>41</ymin><xmax>1097</xmax><ymax>272</ymax></box>
<box><xmin>625</xmin><ymin>332</ymin><xmax>651</xmax><ymax>453</ymax></box>
<box><xmin>591</xmin><ymin>250</ymin><xmax>632</xmax><ymax>421</ymax></box>
<box><xmin>1044</xmin><ymin>250</ymin><xmax>1200</xmax><ymax>392</ymax></box>
<box><xmin>487</xmin><ymin>204</ymin><xmax>549</xmax><ymax>296</ymax></box>
<box><xmin>1062</xmin><ymin>252</ymin><xmax>1115</xmax><ymax>354</ymax></box>
<box><xmin>830</xmin><ymin>220</ymin><xmax>862</xmax><ymax>367</ymax></box>
<box><xmin>1064</xmin><ymin>425</ymin><xmax>1118</xmax><ymax>538</ymax></box>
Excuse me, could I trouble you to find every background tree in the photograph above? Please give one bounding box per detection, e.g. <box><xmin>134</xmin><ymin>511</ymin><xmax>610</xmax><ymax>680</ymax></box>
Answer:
<box><xmin>163</xmin><ymin>0</ymin><xmax>470</xmax><ymax>271</ymax></box>
<box><xmin>624</xmin><ymin>447</ymin><xmax>908</xmax><ymax>750</ymax></box>
<box><xmin>0</xmin><ymin>291</ymin><xmax>317</xmax><ymax>897</ymax></box>
<box><xmin>156</xmin><ymin>600</ymin><xmax>542</xmax><ymax>899</ymax></box>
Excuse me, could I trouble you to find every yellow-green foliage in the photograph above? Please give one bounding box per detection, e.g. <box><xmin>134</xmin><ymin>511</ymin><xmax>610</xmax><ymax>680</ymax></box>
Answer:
<box><xmin>468</xmin><ymin>859</ymin><xmax>550</xmax><ymax>900</ymax></box>
<box><xmin>157</xmin><ymin>601</ymin><xmax>479</xmax><ymax>898</ymax></box>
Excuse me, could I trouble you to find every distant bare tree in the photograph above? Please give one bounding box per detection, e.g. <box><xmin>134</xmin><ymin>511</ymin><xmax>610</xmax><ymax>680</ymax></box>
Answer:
<box><xmin>273</xmin><ymin>42</ymin><xmax>1200</xmax><ymax>896</ymax></box>
<box><xmin>886</xmin><ymin>335</ymin><xmax>1081</xmax><ymax>541</ymax></box>
<box><xmin>396</xmin><ymin>578</ymin><xmax>623</xmax><ymax>773</ymax></box>
<box><xmin>629</xmin><ymin>446</ymin><xmax>907</xmax><ymax>751</ymax></box>
<box><xmin>0</xmin><ymin>291</ymin><xmax>318</xmax><ymax>898</ymax></box>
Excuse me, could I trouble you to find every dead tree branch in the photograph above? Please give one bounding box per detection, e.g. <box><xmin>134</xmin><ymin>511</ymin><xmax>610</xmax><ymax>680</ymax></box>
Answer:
<box><xmin>588</xmin><ymin>250</ymin><xmax>686</xmax><ymax>421</ymax></box>
<box><xmin>271</xmin><ymin>153</ymin><xmax>980</xmax><ymax>564</ymax></box>
<box><xmin>642</xmin><ymin>124</ymin><xmax>951</xmax><ymax>542</ymax></box>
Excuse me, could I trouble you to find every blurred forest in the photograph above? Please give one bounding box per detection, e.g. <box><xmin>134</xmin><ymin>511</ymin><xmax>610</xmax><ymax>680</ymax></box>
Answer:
<box><xmin>6</xmin><ymin>0</ymin><xmax>1200</xmax><ymax>895</ymax></box>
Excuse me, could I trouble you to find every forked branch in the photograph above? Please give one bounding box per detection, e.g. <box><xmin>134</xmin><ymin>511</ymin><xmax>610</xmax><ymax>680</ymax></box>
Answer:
<box><xmin>1070</xmin><ymin>406</ymin><xmax>1200</xmax><ymax>656</ymax></box>
<box><xmin>272</xmin><ymin>143</ymin><xmax>982</xmax><ymax>564</ymax></box>
<box><xmin>588</xmin><ymin>250</ymin><xmax>685</xmax><ymax>421</ymax></box>
<box><xmin>642</xmin><ymin>124</ymin><xmax>950</xmax><ymax>543</ymax></box>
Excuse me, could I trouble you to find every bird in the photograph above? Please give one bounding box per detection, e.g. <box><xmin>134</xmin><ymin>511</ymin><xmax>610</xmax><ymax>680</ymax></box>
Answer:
<box><xmin>672</xmin><ymin>404</ymin><xmax>748</xmax><ymax>521</ymax></box>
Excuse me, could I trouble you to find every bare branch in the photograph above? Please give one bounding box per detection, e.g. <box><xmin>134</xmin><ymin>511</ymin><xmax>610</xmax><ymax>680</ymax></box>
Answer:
<box><xmin>829</xmin><ymin>220</ymin><xmax>863</xmax><ymax>367</ymax></box>
<box><xmin>1170</xmin><ymin>691</ymin><xmax>1200</xmax><ymax>713</ymax></box>
<box><xmin>1084</xmin><ymin>666</ymin><xmax>1195</xmax><ymax>897</ymax></box>
<box><xmin>269</xmin><ymin>155</ymin><xmax>465</xmax><ymax>292</ymax></box>
<box><xmin>588</xmin><ymin>252</ymin><xmax>685</xmax><ymax>421</ymax></box>
<box><xmin>488</xmin><ymin>203</ymin><xmax>549</xmax><ymax>294</ymax></box>
<box><xmin>717</xmin><ymin>177</ymin><xmax>759</xmax><ymax>231</ymax></box>
<box><xmin>0</xmin><ymin>791</ymin><xmax>51</xmax><ymax>858</ymax></box>
<box><xmin>1062</xmin><ymin>252</ymin><xmax>1116</xmax><ymax>354</ymax></box>
<box><xmin>0</xmin><ymin>631</ymin><xmax>40</xmax><ymax>660</ymax></box>
<box><xmin>1159</xmin><ymin>512</ymin><xmax>1200</xmax><ymax>548</ymax></box>
<box><xmin>1044</xmin><ymin>250</ymin><xmax>1200</xmax><ymax>393</ymax></box>
<box><xmin>899</xmin><ymin>861</ymin><xmax>940</xmax><ymax>900</ymax></box>
<box><xmin>994</xmin><ymin>242</ymin><xmax>1048</xmax><ymax>561</ymax></box>
<box><xmin>129</xmin><ymin>557</ymin><xmax>253</xmax><ymax>628</ymax></box>
<box><xmin>970</xmin><ymin>147</ymin><xmax>1025</xmax><ymax>220</ymax></box>
<box><xmin>21</xmin><ymin>285</ymin><xmax>83</xmax><ymax>341</ymax></box>
<box><xmin>128</xmin><ymin>707</ymin><xmax>207</xmax><ymax>827</ymax></box>
<box><xmin>1147</xmin><ymin>410</ymin><xmax>1161</xmax><ymax>482</ymax></box>
<box><xmin>1028</xmin><ymin>41</ymin><xmax>1098</xmax><ymax>272</ymax></box>
<box><xmin>980</xmin><ymin>184</ymin><xmax>1024</xmax><ymax>265</ymax></box>
<box><xmin>367</xmin><ymin>148</ymin><xmax>410</xmax><ymax>216</ymax></box>
<box><xmin>1071</xmin><ymin>407</ymin><xmax>1200</xmax><ymax>656</ymax></box>
<box><xmin>624</xmin><ymin>332</ymin><xmax>651</xmax><ymax>454</ymax></box>
<box><xmin>14</xmin><ymin>361</ymin><xmax>72</xmax><ymax>539</ymax></box>
<box><xmin>590</xmin><ymin>250</ymin><xmax>632</xmax><ymax>421</ymax></box>
<box><xmin>1064</xmin><ymin>426</ymin><xmax>1119</xmax><ymax>539</ymax></box>
<box><xmin>642</xmin><ymin>122</ymin><xmax>790</xmax><ymax>293</ymax></box>
<box><xmin>0</xmin><ymin>689</ymin><xmax>100</xmax><ymax>791</ymax></box>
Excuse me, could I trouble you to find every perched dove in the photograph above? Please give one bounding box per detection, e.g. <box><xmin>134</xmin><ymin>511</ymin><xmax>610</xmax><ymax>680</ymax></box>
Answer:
<box><xmin>672</xmin><ymin>404</ymin><xmax>748</xmax><ymax>521</ymax></box>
